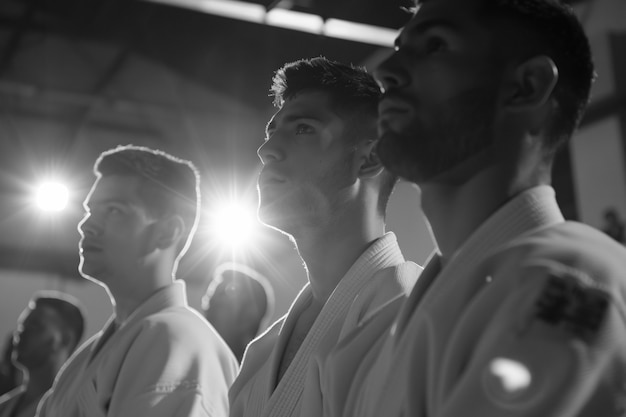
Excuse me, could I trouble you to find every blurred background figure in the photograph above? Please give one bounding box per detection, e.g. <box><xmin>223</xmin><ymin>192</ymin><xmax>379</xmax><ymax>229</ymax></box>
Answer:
<box><xmin>0</xmin><ymin>292</ymin><xmax>84</xmax><ymax>417</ymax></box>
<box><xmin>0</xmin><ymin>334</ymin><xmax>23</xmax><ymax>398</ymax></box>
<box><xmin>602</xmin><ymin>207</ymin><xmax>625</xmax><ymax>244</ymax></box>
<box><xmin>202</xmin><ymin>262</ymin><xmax>274</xmax><ymax>362</ymax></box>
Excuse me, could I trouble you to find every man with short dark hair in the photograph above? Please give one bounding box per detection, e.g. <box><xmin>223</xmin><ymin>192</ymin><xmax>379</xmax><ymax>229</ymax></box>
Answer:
<box><xmin>37</xmin><ymin>145</ymin><xmax>238</xmax><ymax>417</ymax></box>
<box><xmin>228</xmin><ymin>57</ymin><xmax>419</xmax><ymax>417</ymax></box>
<box><xmin>0</xmin><ymin>292</ymin><xmax>84</xmax><ymax>417</ymax></box>
<box><xmin>202</xmin><ymin>262</ymin><xmax>274</xmax><ymax>362</ymax></box>
<box><xmin>323</xmin><ymin>1</ymin><xmax>626</xmax><ymax>416</ymax></box>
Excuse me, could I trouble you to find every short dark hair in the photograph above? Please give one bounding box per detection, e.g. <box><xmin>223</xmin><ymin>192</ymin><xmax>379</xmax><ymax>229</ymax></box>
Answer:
<box><xmin>483</xmin><ymin>0</ymin><xmax>594</xmax><ymax>152</ymax></box>
<box><xmin>30</xmin><ymin>292</ymin><xmax>85</xmax><ymax>352</ymax></box>
<box><xmin>94</xmin><ymin>145</ymin><xmax>200</xmax><ymax>259</ymax></box>
<box><xmin>271</xmin><ymin>56</ymin><xmax>381</xmax><ymax>116</ymax></box>
<box><xmin>271</xmin><ymin>56</ymin><xmax>397</xmax><ymax>214</ymax></box>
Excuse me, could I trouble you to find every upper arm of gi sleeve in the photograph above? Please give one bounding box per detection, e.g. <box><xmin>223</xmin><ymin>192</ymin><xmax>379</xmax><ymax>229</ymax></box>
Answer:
<box><xmin>436</xmin><ymin>261</ymin><xmax>626</xmax><ymax>417</ymax></box>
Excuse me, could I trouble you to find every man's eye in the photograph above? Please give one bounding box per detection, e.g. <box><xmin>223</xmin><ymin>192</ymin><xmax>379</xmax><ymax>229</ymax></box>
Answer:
<box><xmin>295</xmin><ymin>124</ymin><xmax>314</xmax><ymax>134</ymax></box>
<box><xmin>107</xmin><ymin>207</ymin><xmax>122</xmax><ymax>215</ymax></box>
<box><xmin>425</xmin><ymin>37</ymin><xmax>447</xmax><ymax>54</ymax></box>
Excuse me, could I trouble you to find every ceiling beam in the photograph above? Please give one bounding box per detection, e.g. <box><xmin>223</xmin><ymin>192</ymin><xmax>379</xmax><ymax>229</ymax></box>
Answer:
<box><xmin>0</xmin><ymin>0</ymin><xmax>41</xmax><ymax>77</ymax></box>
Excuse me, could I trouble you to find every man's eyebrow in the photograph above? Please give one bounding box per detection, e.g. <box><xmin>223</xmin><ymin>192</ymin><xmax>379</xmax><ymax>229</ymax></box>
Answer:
<box><xmin>265</xmin><ymin>114</ymin><xmax>322</xmax><ymax>133</ymax></box>
<box><xmin>408</xmin><ymin>19</ymin><xmax>461</xmax><ymax>37</ymax></box>
<box><xmin>83</xmin><ymin>198</ymin><xmax>126</xmax><ymax>211</ymax></box>
<box><xmin>395</xmin><ymin>18</ymin><xmax>460</xmax><ymax>49</ymax></box>
<box><xmin>284</xmin><ymin>114</ymin><xmax>322</xmax><ymax>123</ymax></box>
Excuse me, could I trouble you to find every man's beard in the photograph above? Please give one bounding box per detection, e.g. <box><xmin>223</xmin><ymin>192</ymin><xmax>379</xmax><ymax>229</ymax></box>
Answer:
<box><xmin>377</xmin><ymin>88</ymin><xmax>497</xmax><ymax>184</ymax></box>
<box><xmin>257</xmin><ymin>149</ymin><xmax>355</xmax><ymax>233</ymax></box>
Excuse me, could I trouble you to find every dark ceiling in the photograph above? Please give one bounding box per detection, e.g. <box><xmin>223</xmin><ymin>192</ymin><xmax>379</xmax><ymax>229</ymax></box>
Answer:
<box><xmin>0</xmin><ymin>0</ymin><xmax>402</xmax><ymax>108</ymax></box>
<box><xmin>0</xmin><ymin>0</ymin><xmax>589</xmax><ymax>110</ymax></box>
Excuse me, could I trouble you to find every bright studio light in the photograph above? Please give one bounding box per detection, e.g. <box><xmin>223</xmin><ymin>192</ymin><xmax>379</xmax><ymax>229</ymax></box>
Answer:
<box><xmin>210</xmin><ymin>201</ymin><xmax>257</xmax><ymax>250</ymax></box>
<box><xmin>35</xmin><ymin>181</ymin><xmax>69</xmax><ymax>212</ymax></box>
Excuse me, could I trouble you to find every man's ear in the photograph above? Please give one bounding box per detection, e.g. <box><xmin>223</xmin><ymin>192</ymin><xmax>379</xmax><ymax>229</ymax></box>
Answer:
<box><xmin>48</xmin><ymin>330</ymin><xmax>63</xmax><ymax>352</ymax></box>
<box><xmin>504</xmin><ymin>55</ymin><xmax>558</xmax><ymax>111</ymax></box>
<box><xmin>153</xmin><ymin>215</ymin><xmax>185</xmax><ymax>250</ymax></box>
<box><xmin>358</xmin><ymin>140</ymin><xmax>385</xmax><ymax>178</ymax></box>
<box><xmin>58</xmin><ymin>329</ymin><xmax>76</xmax><ymax>351</ymax></box>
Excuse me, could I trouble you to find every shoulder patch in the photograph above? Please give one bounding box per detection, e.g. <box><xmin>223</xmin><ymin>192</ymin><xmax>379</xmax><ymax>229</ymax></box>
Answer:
<box><xmin>534</xmin><ymin>274</ymin><xmax>610</xmax><ymax>343</ymax></box>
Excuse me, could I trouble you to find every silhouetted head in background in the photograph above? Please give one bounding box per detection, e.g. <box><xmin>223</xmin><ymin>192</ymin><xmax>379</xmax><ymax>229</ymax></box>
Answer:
<box><xmin>1</xmin><ymin>292</ymin><xmax>85</xmax><ymax>417</ymax></box>
<box><xmin>13</xmin><ymin>292</ymin><xmax>84</xmax><ymax>372</ymax></box>
<box><xmin>202</xmin><ymin>263</ymin><xmax>274</xmax><ymax>362</ymax></box>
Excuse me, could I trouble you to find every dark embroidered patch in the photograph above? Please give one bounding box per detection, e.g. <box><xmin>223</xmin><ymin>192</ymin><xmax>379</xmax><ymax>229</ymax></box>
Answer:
<box><xmin>534</xmin><ymin>275</ymin><xmax>610</xmax><ymax>343</ymax></box>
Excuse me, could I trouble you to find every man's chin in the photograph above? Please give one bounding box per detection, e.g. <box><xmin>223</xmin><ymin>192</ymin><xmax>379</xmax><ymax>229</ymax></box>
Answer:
<box><xmin>378</xmin><ymin>131</ymin><xmax>424</xmax><ymax>183</ymax></box>
<box><xmin>258</xmin><ymin>207</ymin><xmax>299</xmax><ymax>239</ymax></box>
<box><xmin>258</xmin><ymin>200</ymin><xmax>287</xmax><ymax>227</ymax></box>
<box><xmin>258</xmin><ymin>213</ymin><xmax>288</xmax><ymax>234</ymax></box>
<box><xmin>78</xmin><ymin>263</ymin><xmax>102</xmax><ymax>284</ymax></box>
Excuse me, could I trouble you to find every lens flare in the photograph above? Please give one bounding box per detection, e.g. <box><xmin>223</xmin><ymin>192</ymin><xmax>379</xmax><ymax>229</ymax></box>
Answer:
<box><xmin>210</xmin><ymin>201</ymin><xmax>258</xmax><ymax>250</ymax></box>
<box><xmin>35</xmin><ymin>182</ymin><xmax>69</xmax><ymax>212</ymax></box>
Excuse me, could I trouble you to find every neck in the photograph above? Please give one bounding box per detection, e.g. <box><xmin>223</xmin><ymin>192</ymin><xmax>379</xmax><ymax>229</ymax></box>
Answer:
<box><xmin>295</xmin><ymin>208</ymin><xmax>386</xmax><ymax>305</ymax></box>
<box><xmin>107</xmin><ymin>263</ymin><xmax>174</xmax><ymax>323</ymax></box>
<box><xmin>223</xmin><ymin>331</ymin><xmax>255</xmax><ymax>363</ymax></box>
<box><xmin>23</xmin><ymin>358</ymin><xmax>66</xmax><ymax>401</ymax></box>
<box><xmin>421</xmin><ymin>159</ymin><xmax>549</xmax><ymax>264</ymax></box>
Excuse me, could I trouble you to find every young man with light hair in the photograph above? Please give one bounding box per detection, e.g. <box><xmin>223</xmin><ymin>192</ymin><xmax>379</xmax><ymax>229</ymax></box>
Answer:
<box><xmin>37</xmin><ymin>145</ymin><xmax>238</xmax><ymax>417</ymax></box>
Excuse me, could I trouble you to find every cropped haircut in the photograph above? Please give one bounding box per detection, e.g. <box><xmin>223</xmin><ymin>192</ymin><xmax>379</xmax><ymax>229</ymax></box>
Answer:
<box><xmin>271</xmin><ymin>57</ymin><xmax>398</xmax><ymax>214</ymax></box>
<box><xmin>94</xmin><ymin>145</ymin><xmax>200</xmax><ymax>259</ymax></box>
<box><xmin>271</xmin><ymin>56</ymin><xmax>381</xmax><ymax>121</ymax></box>
<box><xmin>30</xmin><ymin>292</ymin><xmax>85</xmax><ymax>352</ymax></box>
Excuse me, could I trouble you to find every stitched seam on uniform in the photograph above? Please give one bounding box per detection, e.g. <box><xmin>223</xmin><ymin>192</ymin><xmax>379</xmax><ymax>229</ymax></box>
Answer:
<box><xmin>149</xmin><ymin>380</ymin><xmax>201</xmax><ymax>393</ymax></box>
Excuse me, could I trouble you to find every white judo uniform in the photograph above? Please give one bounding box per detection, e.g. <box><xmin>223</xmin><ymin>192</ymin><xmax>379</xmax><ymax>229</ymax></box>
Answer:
<box><xmin>228</xmin><ymin>233</ymin><xmax>419</xmax><ymax>417</ymax></box>
<box><xmin>37</xmin><ymin>281</ymin><xmax>239</xmax><ymax>417</ymax></box>
<box><xmin>324</xmin><ymin>186</ymin><xmax>626</xmax><ymax>417</ymax></box>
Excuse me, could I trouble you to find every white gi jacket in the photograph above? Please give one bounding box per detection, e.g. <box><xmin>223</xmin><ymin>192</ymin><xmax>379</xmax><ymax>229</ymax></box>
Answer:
<box><xmin>327</xmin><ymin>186</ymin><xmax>626</xmax><ymax>417</ymax></box>
<box><xmin>229</xmin><ymin>232</ymin><xmax>419</xmax><ymax>417</ymax></box>
<box><xmin>37</xmin><ymin>281</ymin><xmax>239</xmax><ymax>417</ymax></box>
